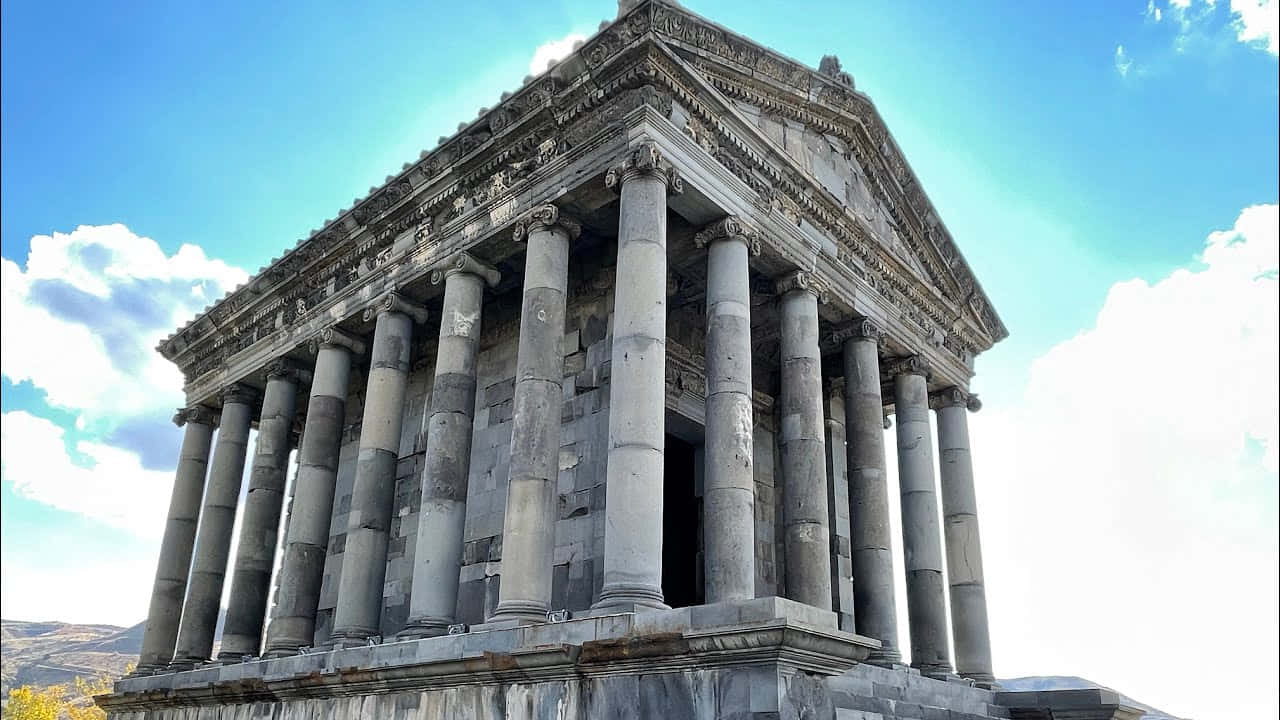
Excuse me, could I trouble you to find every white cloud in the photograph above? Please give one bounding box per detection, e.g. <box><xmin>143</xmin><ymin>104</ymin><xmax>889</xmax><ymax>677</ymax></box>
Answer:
<box><xmin>1114</xmin><ymin>44</ymin><xmax>1134</xmax><ymax>76</ymax></box>
<box><xmin>0</xmin><ymin>224</ymin><xmax>247</xmax><ymax>430</ymax></box>
<box><xmin>960</xmin><ymin>204</ymin><xmax>1278</xmax><ymax>718</ymax></box>
<box><xmin>1230</xmin><ymin>0</ymin><xmax>1279</xmax><ymax>54</ymax></box>
<box><xmin>528</xmin><ymin>32</ymin><xmax>586</xmax><ymax>76</ymax></box>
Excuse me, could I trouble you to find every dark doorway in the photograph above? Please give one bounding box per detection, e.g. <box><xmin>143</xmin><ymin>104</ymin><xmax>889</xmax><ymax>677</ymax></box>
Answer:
<box><xmin>662</xmin><ymin>434</ymin><xmax>703</xmax><ymax>608</ymax></box>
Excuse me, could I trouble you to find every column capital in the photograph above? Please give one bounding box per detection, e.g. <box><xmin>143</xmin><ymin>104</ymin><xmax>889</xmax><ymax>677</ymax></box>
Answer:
<box><xmin>831</xmin><ymin>317</ymin><xmax>882</xmax><ymax>345</ymax></box>
<box><xmin>430</xmin><ymin>251</ymin><xmax>501</xmax><ymax>288</ymax></box>
<box><xmin>362</xmin><ymin>290</ymin><xmax>429</xmax><ymax>325</ymax></box>
<box><xmin>605</xmin><ymin>141</ymin><xmax>683</xmax><ymax>195</ymax></box>
<box><xmin>173</xmin><ymin>405</ymin><xmax>219</xmax><ymax>428</ymax></box>
<box><xmin>693</xmin><ymin>215</ymin><xmax>761</xmax><ymax>255</ymax></box>
<box><xmin>310</xmin><ymin>326</ymin><xmax>366</xmax><ymax>356</ymax></box>
<box><xmin>512</xmin><ymin>204</ymin><xmax>582</xmax><ymax>242</ymax></box>
<box><xmin>928</xmin><ymin>386</ymin><xmax>982</xmax><ymax>412</ymax></box>
<box><xmin>220</xmin><ymin>383</ymin><xmax>261</xmax><ymax>407</ymax></box>
<box><xmin>886</xmin><ymin>354</ymin><xmax>931</xmax><ymax>379</ymax></box>
<box><xmin>774</xmin><ymin>270</ymin><xmax>829</xmax><ymax>303</ymax></box>
<box><xmin>264</xmin><ymin>358</ymin><xmax>312</xmax><ymax>385</ymax></box>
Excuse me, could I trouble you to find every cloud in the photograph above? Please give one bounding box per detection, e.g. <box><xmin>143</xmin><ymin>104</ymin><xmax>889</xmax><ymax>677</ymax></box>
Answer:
<box><xmin>1</xmin><ymin>224</ymin><xmax>247</xmax><ymax>431</ymax></box>
<box><xmin>528</xmin><ymin>32</ymin><xmax>586</xmax><ymax>76</ymax></box>
<box><xmin>1230</xmin><ymin>0</ymin><xmax>1279</xmax><ymax>54</ymax></box>
<box><xmin>962</xmin><ymin>204</ymin><xmax>1278</xmax><ymax>718</ymax></box>
<box><xmin>1114</xmin><ymin>44</ymin><xmax>1134</xmax><ymax>76</ymax></box>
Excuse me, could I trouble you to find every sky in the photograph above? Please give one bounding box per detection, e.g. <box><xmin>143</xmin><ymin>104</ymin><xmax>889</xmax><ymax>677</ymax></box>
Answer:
<box><xmin>0</xmin><ymin>0</ymin><xmax>1276</xmax><ymax>717</ymax></box>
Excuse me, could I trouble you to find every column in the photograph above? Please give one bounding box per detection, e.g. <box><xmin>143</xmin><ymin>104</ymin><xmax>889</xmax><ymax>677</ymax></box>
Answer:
<box><xmin>776</xmin><ymin>271</ymin><xmax>833</xmax><ymax>610</ymax></box>
<box><xmin>133</xmin><ymin>407</ymin><xmax>217</xmax><ymax>674</ymax></box>
<box><xmin>839</xmin><ymin>319</ymin><xmax>902</xmax><ymax>665</ymax></box>
<box><xmin>695</xmin><ymin>217</ymin><xmax>757</xmax><ymax>604</ymax></box>
<box><xmin>216</xmin><ymin>361</ymin><xmax>304</xmax><ymax>661</ymax></box>
<box><xmin>594</xmin><ymin>142</ymin><xmax>680</xmax><ymax>612</ymax></box>
<box><xmin>170</xmin><ymin>384</ymin><xmax>258</xmax><ymax>668</ymax></box>
<box><xmin>330</xmin><ymin>293</ymin><xmax>428</xmax><ymax>646</ymax></box>
<box><xmin>934</xmin><ymin>387</ymin><xmax>995</xmax><ymax>687</ymax></box>
<box><xmin>491</xmin><ymin>205</ymin><xmax>577</xmax><ymax>623</ymax></box>
<box><xmin>262</xmin><ymin>328</ymin><xmax>364</xmax><ymax>657</ymax></box>
<box><xmin>401</xmin><ymin>253</ymin><xmax>500</xmax><ymax>637</ymax></box>
<box><xmin>892</xmin><ymin>356</ymin><xmax>952</xmax><ymax>678</ymax></box>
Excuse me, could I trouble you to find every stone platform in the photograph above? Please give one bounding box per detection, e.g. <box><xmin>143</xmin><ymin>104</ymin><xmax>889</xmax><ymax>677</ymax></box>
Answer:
<box><xmin>98</xmin><ymin>598</ymin><xmax>1134</xmax><ymax>719</ymax></box>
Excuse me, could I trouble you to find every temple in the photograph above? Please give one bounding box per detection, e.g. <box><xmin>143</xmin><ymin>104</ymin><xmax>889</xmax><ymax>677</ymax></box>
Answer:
<box><xmin>98</xmin><ymin>2</ymin><xmax>1139</xmax><ymax>718</ymax></box>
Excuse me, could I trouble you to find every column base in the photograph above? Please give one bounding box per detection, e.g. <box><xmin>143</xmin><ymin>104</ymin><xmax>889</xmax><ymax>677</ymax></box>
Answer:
<box><xmin>591</xmin><ymin>583</ymin><xmax>667</xmax><ymax>613</ymax></box>
<box><xmin>488</xmin><ymin>599</ymin><xmax>550</xmax><ymax>625</ymax></box>
<box><xmin>961</xmin><ymin>672</ymin><xmax>998</xmax><ymax>690</ymax></box>
<box><xmin>915</xmin><ymin>662</ymin><xmax>956</xmax><ymax>681</ymax></box>
<box><xmin>326</xmin><ymin>626</ymin><xmax>381</xmax><ymax>649</ymax></box>
<box><xmin>126</xmin><ymin>664</ymin><xmax>163</xmax><ymax>677</ymax></box>
<box><xmin>166</xmin><ymin>658</ymin><xmax>199</xmax><ymax>673</ymax></box>
<box><xmin>396</xmin><ymin>616</ymin><xmax>453</xmax><ymax>640</ymax></box>
<box><xmin>214</xmin><ymin>651</ymin><xmax>256</xmax><ymax>665</ymax></box>
<box><xmin>865</xmin><ymin>647</ymin><xmax>905</xmax><ymax>668</ymax></box>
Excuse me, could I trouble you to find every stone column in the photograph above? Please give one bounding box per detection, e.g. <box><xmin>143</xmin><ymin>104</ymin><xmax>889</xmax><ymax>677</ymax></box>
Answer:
<box><xmin>694</xmin><ymin>217</ymin><xmax>757</xmax><ymax>604</ymax></box>
<box><xmin>837</xmin><ymin>319</ymin><xmax>902</xmax><ymax>666</ymax></box>
<box><xmin>401</xmin><ymin>253</ymin><xmax>500</xmax><ymax>637</ymax></box>
<box><xmin>217</xmin><ymin>362</ymin><xmax>305</xmax><ymax>661</ymax></box>
<box><xmin>776</xmin><ymin>271</ymin><xmax>833</xmax><ymax>610</ymax></box>
<box><xmin>170</xmin><ymin>384</ymin><xmax>258</xmax><ymax>669</ymax></box>
<box><xmin>933</xmin><ymin>387</ymin><xmax>995</xmax><ymax>687</ymax></box>
<box><xmin>134</xmin><ymin>407</ymin><xmax>217</xmax><ymax>674</ymax></box>
<box><xmin>330</xmin><ymin>293</ymin><xmax>428</xmax><ymax>646</ymax></box>
<box><xmin>892</xmin><ymin>356</ymin><xmax>952</xmax><ymax>678</ymax></box>
<box><xmin>262</xmin><ymin>328</ymin><xmax>364</xmax><ymax>657</ymax></box>
<box><xmin>491</xmin><ymin>206</ymin><xmax>578</xmax><ymax>623</ymax></box>
<box><xmin>595</xmin><ymin>143</ymin><xmax>680</xmax><ymax>612</ymax></box>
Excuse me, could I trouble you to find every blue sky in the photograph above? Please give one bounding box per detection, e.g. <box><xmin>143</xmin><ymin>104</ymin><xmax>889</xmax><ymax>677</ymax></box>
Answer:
<box><xmin>1</xmin><ymin>1</ymin><xmax>1276</xmax><ymax>717</ymax></box>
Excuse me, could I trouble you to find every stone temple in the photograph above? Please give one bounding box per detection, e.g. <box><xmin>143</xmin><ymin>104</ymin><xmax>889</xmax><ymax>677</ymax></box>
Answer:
<box><xmin>98</xmin><ymin>2</ymin><xmax>1140</xmax><ymax>718</ymax></box>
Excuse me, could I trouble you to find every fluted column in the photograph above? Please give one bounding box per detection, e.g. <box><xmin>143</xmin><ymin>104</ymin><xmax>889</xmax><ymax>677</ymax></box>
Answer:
<box><xmin>171</xmin><ymin>384</ymin><xmax>258</xmax><ymax>669</ymax></box>
<box><xmin>933</xmin><ymin>387</ymin><xmax>994</xmax><ymax>687</ymax></box>
<box><xmin>217</xmin><ymin>362</ymin><xmax>305</xmax><ymax>661</ymax></box>
<box><xmin>491</xmin><ymin>206</ymin><xmax>578</xmax><ymax>623</ymax></box>
<box><xmin>262</xmin><ymin>328</ymin><xmax>364</xmax><ymax>657</ymax></box>
<box><xmin>401</xmin><ymin>253</ymin><xmax>500</xmax><ymax>637</ymax></box>
<box><xmin>134</xmin><ymin>407</ymin><xmax>217</xmax><ymax>674</ymax></box>
<box><xmin>330</xmin><ymin>293</ymin><xmax>428</xmax><ymax>646</ymax></box>
<box><xmin>892</xmin><ymin>356</ymin><xmax>952</xmax><ymax>678</ymax></box>
<box><xmin>594</xmin><ymin>143</ymin><xmax>681</xmax><ymax>612</ymax></box>
<box><xmin>837</xmin><ymin>319</ymin><xmax>902</xmax><ymax>666</ymax></box>
<box><xmin>695</xmin><ymin>217</ymin><xmax>757</xmax><ymax>604</ymax></box>
<box><xmin>776</xmin><ymin>271</ymin><xmax>833</xmax><ymax>610</ymax></box>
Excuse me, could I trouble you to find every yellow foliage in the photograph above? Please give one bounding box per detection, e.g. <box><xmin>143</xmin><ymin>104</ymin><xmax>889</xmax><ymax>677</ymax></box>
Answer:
<box><xmin>3</xmin><ymin>671</ymin><xmax>113</xmax><ymax>720</ymax></box>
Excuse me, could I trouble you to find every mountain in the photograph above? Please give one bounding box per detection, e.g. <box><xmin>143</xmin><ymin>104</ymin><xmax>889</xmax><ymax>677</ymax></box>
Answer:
<box><xmin>1001</xmin><ymin>675</ymin><xmax>1187</xmax><ymax>720</ymax></box>
<box><xmin>0</xmin><ymin>619</ymin><xmax>143</xmax><ymax>696</ymax></box>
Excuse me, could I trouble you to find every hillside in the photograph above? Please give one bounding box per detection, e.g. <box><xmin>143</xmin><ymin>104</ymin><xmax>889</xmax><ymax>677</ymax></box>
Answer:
<box><xmin>0</xmin><ymin>619</ymin><xmax>143</xmax><ymax>696</ymax></box>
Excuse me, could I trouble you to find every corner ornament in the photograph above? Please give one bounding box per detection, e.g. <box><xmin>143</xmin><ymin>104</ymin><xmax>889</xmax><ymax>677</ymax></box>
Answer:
<box><xmin>512</xmin><ymin>204</ymin><xmax>582</xmax><ymax>243</ymax></box>
<box><xmin>605</xmin><ymin>142</ymin><xmax>682</xmax><ymax>195</ymax></box>
<box><xmin>693</xmin><ymin>216</ymin><xmax>762</xmax><ymax>256</ymax></box>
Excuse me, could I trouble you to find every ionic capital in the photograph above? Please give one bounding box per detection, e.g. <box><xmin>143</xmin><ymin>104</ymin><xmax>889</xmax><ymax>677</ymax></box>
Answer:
<box><xmin>693</xmin><ymin>216</ymin><xmax>761</xmax><ymax>255</ymax></box>
<box><xmin>605</xmin><ymin>141</ymin><xmax>683</xmax><ymax>195</ymax></box>
<box><xmin>430</xmin><ymin>252</ymin><xmax>501</xmax><ymax>288</ymax></box>
<box><xmin>173</xmin><ymin>405</ymin><xmax>219</xmax><ymax>428</ymax></box>
<box><xmin>310</xmin><ymin>326</ymin><xmax>366</xmax><ymax>356</ymax></box>
<box><xmin>512</xmin><ymin>204</ymin><xmax>582</xmax><ymax>243</ymax></box>
<box><xmin>774</xmin><ymin>270</ymin><xmax>829</xmax><ymax>303</ymax></box>
<box><xmin>831</xmin><ymin>317</ymin><xmax>882</xmax><ymax>345</ymax></box>
<box><xmin>929</xmin><ymin>386</ymin><xmax>967</xmax><ymax>410</ymax></box>
<box><xmin>363</xmin><ymin>291</ymin><xmax>429</xmax><ymax>325</ymax></box>
<box><xmin>886</xmin><ymin>354</ymin><xmax>931</xmax><ymax>379</ymax></box>
<box><xmin>264</xmin><ymin>358</ymin><xmax>312</xmax><ymax>385</ymax></box>
<box><xmin>220</xmin><ymin>383</ymin><xmax>261</xmax><ymax>407</ymax></box>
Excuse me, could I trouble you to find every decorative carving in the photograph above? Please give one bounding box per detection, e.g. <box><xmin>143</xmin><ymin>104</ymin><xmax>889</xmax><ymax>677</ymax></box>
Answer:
<box><xmin>172</xmin><ymin>406</ymin><xmax>219</xmax><ymax>428</ymax></box>
<box><xmin>430</xmin><ymin>252</ymin><xmax>502</xmax><ymax>288</ymax></box>
<box><xmin>774</xmin><ymin>270</ymin><xmax>828</xmax><ymax>303</ymax></box>
<box><xmin>264</xmin><ymin>358</ymin><xmax>308</xmax><ymax>384</ymax></box>
<box><xmin>363</xmin><ymin>291</ymin><xmax>429</xmax><ymax>324</ymax></box>
<box><xmin>886</xmin><ymin>355</ymin><xmax>931</xmax><ymax>379</ymax></box>
<box><xmin>220</xmin><ymin>383</ymin><xmax>261</xmax><ymax>407</ymax></box>
<box><xmin>831</xmin><ymin>317</ymin><xmax>881</xmax><ymax>345</ymax></box>
<box><xmin>352</xmin><ymin>180</ymin><xmax>412</xmax><ymax>226</ymax></box>
<box><xmin>818</xmin><ymin>55</ymin><xmax>855</xmax><ymax>88</ymax></box>
<box><xmin>605</xmin><ymin>142</ymin><xmax>682</xmax><ymax>194</ymax></box>
<box><xmin>310</xmin><ymin>326</ymin><xmax>366</xmax><ymax>356</ymax></box>
<box><xmin>512</xmin><ymin>204</ymin><xmax>582</xmax><ymax>242</ymax></box>
<box><xmin>693</xmin><ymin>216</ymin><xmax>761</xmax><ymax>255</ymax></box>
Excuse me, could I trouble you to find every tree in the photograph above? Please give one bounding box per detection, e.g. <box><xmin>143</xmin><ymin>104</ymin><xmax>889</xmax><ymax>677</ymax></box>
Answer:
<box><xmin>2</xmin><ymin>670</ymin><xmax>116</xmax><ymax>720</ymax></box>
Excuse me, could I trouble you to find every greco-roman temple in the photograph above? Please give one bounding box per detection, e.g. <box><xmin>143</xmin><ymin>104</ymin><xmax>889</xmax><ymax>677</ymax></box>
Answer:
<box><xmin>98</xmin><ymin>3</ymin><xmax>1140</xmax><ymax>719</ymax></box>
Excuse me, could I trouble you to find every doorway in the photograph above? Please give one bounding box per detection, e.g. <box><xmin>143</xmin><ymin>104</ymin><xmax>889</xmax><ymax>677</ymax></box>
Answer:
<box><xmin>662</xmin><ymin>434</ymin><xmax>703</xmax><ymax>608</ymax></box>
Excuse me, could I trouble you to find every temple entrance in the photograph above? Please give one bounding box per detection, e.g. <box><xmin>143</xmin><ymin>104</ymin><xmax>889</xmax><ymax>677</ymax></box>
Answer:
<box><xmin>662</xmin><ymin>433</ymin><xmax>704</xmax><ymax>608</ymax></box>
